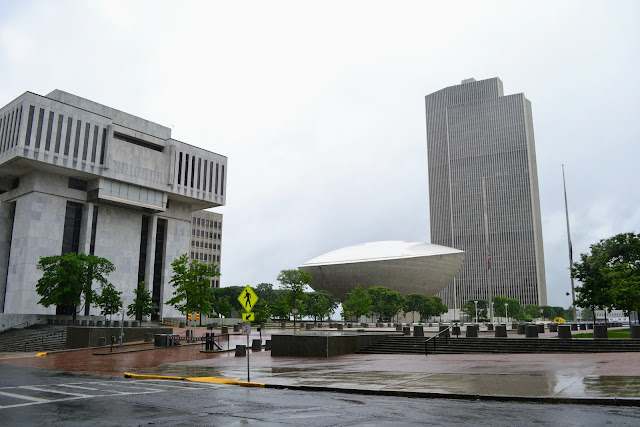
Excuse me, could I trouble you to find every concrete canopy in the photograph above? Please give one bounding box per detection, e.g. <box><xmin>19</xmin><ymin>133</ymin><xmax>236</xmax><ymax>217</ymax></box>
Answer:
<box><xmin>299</xmin><ymin>241</ymin><xmax>465</xmax><ymax>301</ymax></box>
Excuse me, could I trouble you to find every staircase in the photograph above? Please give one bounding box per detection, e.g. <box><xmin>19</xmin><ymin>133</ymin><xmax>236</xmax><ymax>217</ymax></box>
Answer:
<box><xmin>357</xmin><ymin>335</ymin><xmax>640</xmax><ymax>355</ymax></box>
<box><xmin>0</xmin><ymin>325</ymin><xmax>67</xmax><ymax>352</ymax></box>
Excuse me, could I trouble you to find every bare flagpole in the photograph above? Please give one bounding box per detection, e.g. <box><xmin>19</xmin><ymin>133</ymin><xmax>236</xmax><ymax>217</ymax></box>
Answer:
<box><xmin>482</xmin><ymin>177</ymin><xmax>493</xmax><ymax>322</ymax></box>
<box><xmin>562</xmin><ymin>165</ymin><xmax>577</xmax><ymax>321</ymax></box>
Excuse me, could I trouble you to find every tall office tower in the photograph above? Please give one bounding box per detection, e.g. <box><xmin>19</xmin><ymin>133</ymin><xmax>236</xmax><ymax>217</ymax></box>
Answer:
<box><xmin>190</xmin><ymin>209</ymin><xmax>223</xmax><ymax>288</ymax></box>
<box><xmin>425</xmin><ymin>77</ymin><xmax>547</xmax><ymax>313</ymax></box>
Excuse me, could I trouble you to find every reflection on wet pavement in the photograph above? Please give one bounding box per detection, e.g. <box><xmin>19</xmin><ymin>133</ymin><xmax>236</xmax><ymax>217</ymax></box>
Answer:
<box><xmin>2</xmin><ymin>332</ymin><xmax>640</xmax><ymax>401</ymax></box>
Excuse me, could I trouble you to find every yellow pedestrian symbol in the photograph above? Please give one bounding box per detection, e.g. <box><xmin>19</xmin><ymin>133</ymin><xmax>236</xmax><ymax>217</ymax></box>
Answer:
<box><xmin>237</xmin><ymin>285</ymin><xmax>258</xmax><ymax>312</ymax></box>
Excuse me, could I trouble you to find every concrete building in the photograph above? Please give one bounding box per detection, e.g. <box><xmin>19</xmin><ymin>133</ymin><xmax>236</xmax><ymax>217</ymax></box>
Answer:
<box><xmin>190</xmin><ymin>209</ymin><xmax>223</xmax><ymax>288</ymax></box>
<box><xmin>425</xmin><ymin>77</ymin><xmax>547</xmax><ymax>314</ymax></box>
<box><xmin>0</xmin><ymin>90</ymin><xmax>227</xmax><ymax>324</ymax></box>
<box><xmin>299</xmin><ymin>241</ymin><xmax>465</xmax><ymax>301</ymax></box>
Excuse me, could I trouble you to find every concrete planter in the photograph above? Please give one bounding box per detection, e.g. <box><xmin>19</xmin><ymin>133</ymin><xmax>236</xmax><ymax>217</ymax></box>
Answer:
<box><xmin>413</xmin><ymin>325</ymin><xmax>424</xmax><ymax>337</ymax></box>
<box><xmin>495</xmin><ymin>325</ymin><xmax>507</xmax><ymax>337</ymax></box>
<box><xmin>593</xmin><ymin>325</ymin><xmax>608</xmax><ymax>339</ymax></box>
<box><xmin>466</xmin><ymin>325</ymin><xmax>478</xmax><ymax>338</ymax></box>
<box><xmin>525</xmin><ymin>325</ymin><xmax>539</xmax><ymax>338</ymax></box>
<box><xmin>558</xmin><ymin>325</ymin><xmax>572</xmax><ymax>339</ymax></box>
<box><xmin>630</xmin><ymin>325</ymin><xmax>640</xmax><ymax>339</ymax></box>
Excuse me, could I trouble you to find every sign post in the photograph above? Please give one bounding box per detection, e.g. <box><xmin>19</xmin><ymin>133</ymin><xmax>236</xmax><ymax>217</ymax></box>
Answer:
<box><xmin>237</xmin><ymin>285</ymin><xmax>259</xmax><ymax>382</ymax></box>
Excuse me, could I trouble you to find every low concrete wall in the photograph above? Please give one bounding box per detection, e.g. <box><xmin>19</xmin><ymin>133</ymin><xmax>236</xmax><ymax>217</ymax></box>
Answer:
<box><xmin>66</xmin><ymin>327</ymin><xmax>173</xmax><ymax>349</ymax></box>
<box><xmin>271</xmin><ymin>333</ymin><xmax>388</xmax><ymax>357</ymax></box>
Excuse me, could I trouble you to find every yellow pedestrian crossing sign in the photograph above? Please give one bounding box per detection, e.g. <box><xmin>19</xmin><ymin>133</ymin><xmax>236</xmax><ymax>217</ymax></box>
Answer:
<box><xmin>238</xmin><ymin>285</ymin><xmax>258</xmax><ymax>312</ymax></box>
<box><xmin>242</xmin><ymin>312</ymin><xmax>255</xmax><ymax>321</ymax></box>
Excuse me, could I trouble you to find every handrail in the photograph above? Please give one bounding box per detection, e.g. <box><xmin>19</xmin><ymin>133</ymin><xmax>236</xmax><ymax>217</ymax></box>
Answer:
<box><xmin>22</xmin><ymin>329</ymin><xmax>67</xmax><ymax>351</ymax></box>
<box><xmin>425</xmin><ymin>324</ymin><xmax>454</xmax><ymax>356</ymax></box>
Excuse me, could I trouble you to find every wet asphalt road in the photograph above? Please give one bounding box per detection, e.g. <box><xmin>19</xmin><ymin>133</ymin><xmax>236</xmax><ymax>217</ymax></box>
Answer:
<box><xmin>2</xmin><ymin>365</ymin><xmax>640</xmax><ymax>426</ymax></box>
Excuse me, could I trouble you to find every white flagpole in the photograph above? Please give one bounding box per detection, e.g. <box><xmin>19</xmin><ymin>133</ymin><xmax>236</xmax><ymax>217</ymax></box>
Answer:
<box><xmin>562</xmin><ymin>165</ymin><xmax>577</xmax><ymax>321</ymax></box>
<box><xmin>482</xmin><ymin>177</ymin><xmax>493</xmax><ymax>322</ymax></box>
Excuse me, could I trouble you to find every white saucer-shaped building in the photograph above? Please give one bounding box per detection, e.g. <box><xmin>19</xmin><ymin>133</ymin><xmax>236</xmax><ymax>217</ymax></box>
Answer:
<box><xmin>299</xmin><ymin>241</ymin><xmax>465</xmax><ymax>301</ymax></box>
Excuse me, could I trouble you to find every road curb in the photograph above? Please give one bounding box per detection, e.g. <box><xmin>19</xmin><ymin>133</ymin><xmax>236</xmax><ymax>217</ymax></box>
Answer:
<box><xmin>263</xmin><ymin>384</ymin><xmax>640</xmax><ymax>407</ymax></box>
<box><xmin>123</xmin><ymin>372</ymin><xmax>264</xmax><ymax>387</ymax></box>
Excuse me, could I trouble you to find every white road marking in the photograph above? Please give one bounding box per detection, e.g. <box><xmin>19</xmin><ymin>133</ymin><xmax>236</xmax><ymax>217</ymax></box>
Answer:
<box><xmin>0</xmin><ymin>379</ymin><xmax>218</xmax><ymax>410</ymax></box>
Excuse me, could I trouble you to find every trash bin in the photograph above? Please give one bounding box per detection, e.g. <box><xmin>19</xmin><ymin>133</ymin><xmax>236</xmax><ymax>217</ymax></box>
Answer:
<box><xmin>252</xmin><ymin>339</ymin><xmax>262</xmax><ymax>351</ymax></box>
<box><xmin>235</xmin><ymin>345</ymin><xmax>246</xmax><ymax>357</ymax></box>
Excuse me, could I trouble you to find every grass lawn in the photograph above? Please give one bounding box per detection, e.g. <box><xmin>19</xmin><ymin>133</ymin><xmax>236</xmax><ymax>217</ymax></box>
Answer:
<box><xmin>572</xmin><ymin>329</ymin><xmax>631</xmax><ymax>339</ymax></box>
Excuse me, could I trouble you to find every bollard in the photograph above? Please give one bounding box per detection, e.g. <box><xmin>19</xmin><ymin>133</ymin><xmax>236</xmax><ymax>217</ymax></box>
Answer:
<box><xmin>337</xmin><ymin>324</ymin><xmax>343</xmax><ymax>330</ymax></box>
<box><xmin>630</xmin><ymin>326</ymin><xmax>640</xmax><ymax>339</ymax></box>
<box><xmin>580</xmin><ymin>323</ymin><xmax>587</xmax><ymax>330</ymax></box>
<box><xmin>88</xmin><ymin>320</ymin><xmax>95</xmax><ymax>327</ymax></box>
<box><xmin>558</xmin><ymin>325</ymin><xmax>572</xmax><ymax>339</ymax></box>
<box><xmin>525</xmin><ymin>325</ymin><xmax>539</xmax><ymax>338</ymax></box>
<box><xmin>466</xmin><ymin>325</ymin><xmax>478</xmax><ymax>338</ymax></box>
<box><xmin>487</xmin><ymin>324</ymin><xmax>494</xmax><ymax>331</ymax></box>
<box><xmin>495</xmin><ymin>325</ymin><xmax>507</xmax><ymax>337</ymax></box>
<box><xmin>570</xmin><ymin>323</ymin><xmax>578</xmax><ymax>331</ymax></box>
<box><xmin>281</xmin><ymin>322</ymin><xmax>286</xmax><ymax>329</ymax></box>
<box><xmin>305</xmin><ymin>323</ymin><xmax>313</xmax><ymax>330</ymax></box>
<box><xmin>452</xmin><ymin>326</ymin><xmax>461</xmax><ymax>337</ymax></box>
<box><xmin>252</xmin><ymin>339</ymin><xmax>262</xmax><ymax>351</ymax></box>
<box><xmin>113</xmin><ymin>321</ymin><xmax>120</xmax><ymax>328</ymax></box>
<box><xmin>265</xmin><ymin>339</ymin><xmax>272</xmax><ymax>350</ymax></box>
<box><xmin>593</xmin><ymin>324</ymin><xmax>608</xmax><ymax>339</ymax></box>
<box><xmin>537</xmin><ymin>324</ymin><xmax>545</xmax><ymax>333</ymax></box>
<box><xmin>132</xmin><ymin>321</ymin><xmax>138</xmax><ymax>327</ymax></box>
<box><xmin>81</xmin><ymin>320</ymin><xmax>87</xmax><ymax>326</ymax></box>
<box><xmin>233</xmin><ymin>324</ymin><xmax>241</xmax><ymax>332</ymax></box>
<box><xmin>317</xmin><ymin>323</ymin><xmax>323</xmax><ymax>328</ymax></box>
<box><xmin>517</xmin><ymin>324</ymin><xmax>526</xmax><ymax>335</ymax></box>
<box><xmin>396</xmin><ymin>324</ymin><xmax>403</xmax><ymax>331</ymax></box>
<box><xmin>74</xmin><ymin>320</ymin><xmax>81</xmax><ymax>326</ymax></box>
<box><xmin>403</xmin><ymin>326</ymin><xmax>411</xmax><ymax>336</ymax></box>
<box><xmin>361</xmin><ymin>323</ymin><xmax>368</xmax><ymax>328</ymax></box>
<box><xmin>104</xmin><ymin>320</ymin><xmax>110</xmax><ymax>327</ymax></box>
<box><xmin>413</xmin><ymin>325</ymin><xmax>424</xmax><ymax>337</ymax></box>
<box><xmin>235</xmin><ymin>345</ymin><xmax>246</xmax><ymax>357</ymax></box>
<box><xmin>348</xmin><ymin>323</ymin><xmax>353</xmax><ymax>328</ymax></box>
<box><xmin>549</xmin><ymin>323</ymin><xmax>558</xmax><ymax>332</ymax></box>
<box><xmin>221</xmin><ymin>326</ymin><xmax>229</xmax><ymax>334</ymax></box>
<box><xmin>438</xmin><ymin>325</ymin><xmax>450</xmax><ymax>338</ymax></box>
<box><xmin>123</xmin><ymin>321</ymin><xmax>129</xmax><ymax>328</ymax></box>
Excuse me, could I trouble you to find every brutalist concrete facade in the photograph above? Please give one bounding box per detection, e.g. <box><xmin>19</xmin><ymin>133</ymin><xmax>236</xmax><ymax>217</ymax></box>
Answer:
<box><xmin>0</xmin><ymin>90</ymin><xmax>227</xmax><ymax>322</ymax></box>
<box><xmin>425</xmin><ymin>78</ymin><xmax>546</xmax><ymax>310</ymax></box>
<box><xmin>190</xmin><ymin>209</ymin><xmax>223</xmax><ymax>288</ymax></box>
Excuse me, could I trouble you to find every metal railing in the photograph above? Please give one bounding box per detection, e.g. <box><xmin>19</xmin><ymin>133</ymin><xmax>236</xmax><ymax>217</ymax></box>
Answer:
<box><xmin>425</xmin><ymin>325</ymin><xmax>454</xmax><ymax>356</ymax></box>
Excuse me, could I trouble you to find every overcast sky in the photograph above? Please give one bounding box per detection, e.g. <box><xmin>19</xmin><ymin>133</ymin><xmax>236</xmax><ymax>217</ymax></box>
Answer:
<box><xmin>1</xmin><ymin>0</ymin><xmax>638</xmax><ymax>308</ymax></box>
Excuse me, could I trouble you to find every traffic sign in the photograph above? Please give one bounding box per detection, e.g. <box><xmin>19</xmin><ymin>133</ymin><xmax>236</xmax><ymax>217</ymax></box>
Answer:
<box><xmin>242</xmin><ymin>312</ymin><xmax>255</xmax><ymax>321</ymax></box>
<box><xmin>242</xmin><ymin>321</ymin><xmax>251</xmax><ymax>335</ymax></box>
<box><xmin>238</xmin><ymin>285</ymin><xmax>259</xmax><ymax>312</ymax></box>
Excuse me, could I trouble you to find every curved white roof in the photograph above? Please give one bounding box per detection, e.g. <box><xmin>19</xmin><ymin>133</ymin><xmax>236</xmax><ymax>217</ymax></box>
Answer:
<box><xmin>301</xmin><ymin>241</ymin><xmax>464</xmax><ymax>267</ymax></box>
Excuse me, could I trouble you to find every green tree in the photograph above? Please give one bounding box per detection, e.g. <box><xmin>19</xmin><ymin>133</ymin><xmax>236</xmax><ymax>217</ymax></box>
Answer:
<box><xmin>431</xmin><ymin>296</ymin><xmax>448</xmax><ymax>321</ymax></box>
<box><xmin>94</xmin><ymin>282</ymin><xmax>122</xmax><ymax>321</ymax></box>
<box><xmin>404</xmin><ymin>293</ymin><xmax>430</xmax><ymax>323</ymax></box>
<box><xmin>492</xmin><ymin>296</ymin><xmax>524</xmax><ymax>321</ymax></box>
<box><xmin>367</xmin><ymin>286</ymin><xmax>405</xmax><ymax>321</ymax></box>
<box><xmin>127</xmin><ymin>282</ymin><xmax>156</xmax><ymax>322</ymax></box>
<box><xmin>342</xmin><ymin>284</ymin><xmax>372</xmax><ymax>321</ymax></box>
<box><xmin>524</xmin><ymin>304</ymin><xmax>542</xmax><ymax>321</ymax></box>
<box><xmin>277</xmin><ymin>269</ymin><xmax>311</xmax><ymax>327</ymax></box>
<box><xmin>305</xmin><ymin>291</ymin><xmax>339</xmax><ymax>322</ymax></box>
<box><xmin>166</xmin><ymin>253</ymin><xmax>219</xmax><ymax>325</ymax></box>
<box><xmin>253</xmin><ymin>299</ymin><xmax>271</xmax><ymax>323</ymax></box>
<box><xmin>461</xmin><ymin>299</ymin><xmax>488</xmax><ymax>322</ymax></box>
<box><xmin>572</xmin><ymin>232</ymin><xmax>640</xmax><ymax>324</ymax></box>
<box><xmin>36</xmin><ymin>253</ymin><xmax>115</xmax><ymax>322</ymax></box>
<box><xmin>270</xmin><ymin>295</ymin><xmax>291</xmax><ymax>321</ymax></box>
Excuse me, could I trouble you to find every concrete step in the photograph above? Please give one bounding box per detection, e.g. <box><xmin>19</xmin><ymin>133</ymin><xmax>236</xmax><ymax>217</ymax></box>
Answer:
<box><xmin>0</xmin><ymin>326</ymin><xmax>67</xmax><ymax>352</ymax></box>
<box><xmin>357</xmin><ymin>336</ymin><xmax>640</xmax><ymax>355</ymax></box>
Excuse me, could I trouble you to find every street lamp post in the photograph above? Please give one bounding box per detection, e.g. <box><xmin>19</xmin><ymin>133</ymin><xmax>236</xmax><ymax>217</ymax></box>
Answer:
<box><xmin>491</xmin><ymin>302</ymin><xmax>495</xmax><ymax>324</ymax></box>
<box><xmin>473</xmin><ymin>300</ymin><xmax>478</xmax><ymax>324</ymax></box>
<box><xmin>505</xmin><ymin>303</ymin><xmax>509</xmax><ymax>324</ymax></box>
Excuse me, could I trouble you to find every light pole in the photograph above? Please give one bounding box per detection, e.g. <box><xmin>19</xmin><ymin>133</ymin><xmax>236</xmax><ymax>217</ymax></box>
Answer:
<box><xmin>473</xmin><ymin>300</ymin><xmax>478</xmax><ymax>324</ymax></box>
<box><xmin>505</xmin><ymin>303</ymin><xmax>509</xmax><ymax>324</ymax></box>
<box><xmin>491</xmin><ymin>302</ymin><xmax>495</xmax><ymax>324</ymax></box>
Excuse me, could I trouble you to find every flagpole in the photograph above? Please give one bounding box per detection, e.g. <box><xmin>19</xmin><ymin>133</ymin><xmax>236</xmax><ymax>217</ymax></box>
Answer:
<box><xmin>562</xmin><ymin>165</ymin><xmax>577</xmax><ymax>321</ymax></box>
<box><xmin>482</xmin><ymin>177</ymin><xmax>494</xmax><ymax>322</ymax></box>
